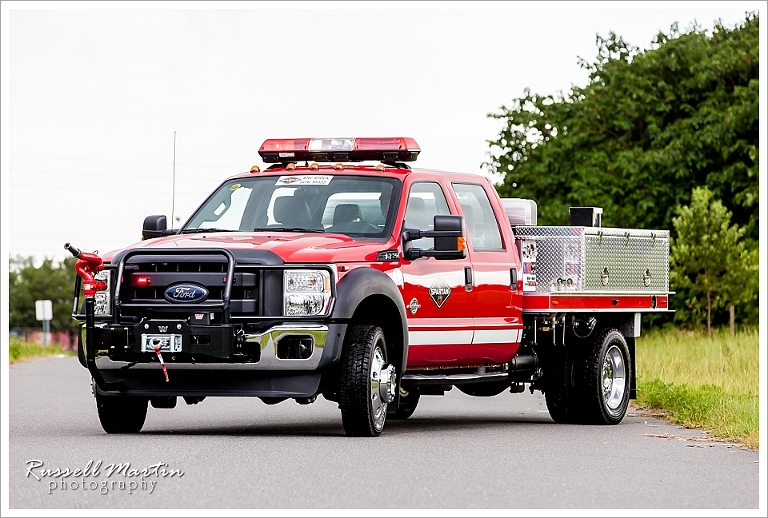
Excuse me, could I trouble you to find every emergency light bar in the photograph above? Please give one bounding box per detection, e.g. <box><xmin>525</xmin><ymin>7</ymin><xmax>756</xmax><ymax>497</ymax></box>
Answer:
<box><xmin>258</xmin><ymin>137</ymin><xmax>420</xmax><ymax>163</ymax></box>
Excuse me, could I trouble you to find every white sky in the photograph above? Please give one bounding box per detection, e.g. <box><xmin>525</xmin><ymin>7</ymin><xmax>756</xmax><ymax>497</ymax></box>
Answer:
<box><xmin>1</xmin><ymin>1</ymin><xmax>762</xmax><ymax>264</ymax></box>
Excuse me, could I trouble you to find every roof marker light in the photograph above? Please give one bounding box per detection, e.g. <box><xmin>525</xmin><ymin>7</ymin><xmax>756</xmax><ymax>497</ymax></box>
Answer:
<box><xmin>250</xmin><ymin>165</ymin><xmax>260</xmax><ymax>173</ymax></box>
<box><xmin>259</xmin><ymin>137</ymin><xmax>420</xmax><ymax>163</ymax></box>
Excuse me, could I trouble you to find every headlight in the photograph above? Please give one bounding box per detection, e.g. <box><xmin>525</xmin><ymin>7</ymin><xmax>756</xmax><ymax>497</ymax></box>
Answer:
<box><xmin>93</xmin><ymin>270</ymin><xmax>112</xmax><ymax>316</ymax></box>
<box><xmin>284</xmin><ymin>270</ymin><xmax>332</xmax><ymax>316</ymax></box>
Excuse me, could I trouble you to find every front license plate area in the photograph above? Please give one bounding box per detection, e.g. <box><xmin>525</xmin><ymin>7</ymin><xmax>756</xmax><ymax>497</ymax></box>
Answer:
<box><xmin>141</xmin><ymin>334</ymin><xmax>182</xmax><ymax>353</ymax></box>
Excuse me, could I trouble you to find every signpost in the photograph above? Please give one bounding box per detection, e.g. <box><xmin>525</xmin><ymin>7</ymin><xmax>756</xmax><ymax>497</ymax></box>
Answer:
<box><xmin>35</xmin><ymin>300</ymin><xmax>53</xmax><ymax>345</ymax></box>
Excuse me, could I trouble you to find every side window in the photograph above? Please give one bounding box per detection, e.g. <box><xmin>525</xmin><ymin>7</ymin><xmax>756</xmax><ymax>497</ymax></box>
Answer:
<box><xmin>405</xmin><ymin>182</ymin><xmax>451</xmax><ymax>249</ymax></box>
<box><xmin>452</xmin><ymin>183</ymin><xmax>504</xmax><ymax>251</ymax></box>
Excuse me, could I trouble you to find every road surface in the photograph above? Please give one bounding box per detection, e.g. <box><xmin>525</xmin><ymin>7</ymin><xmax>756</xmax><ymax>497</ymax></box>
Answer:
<box><xmin>8</xmin><ymin>355</ymin><xmax>761</xmax><ymax>510</ymax></box>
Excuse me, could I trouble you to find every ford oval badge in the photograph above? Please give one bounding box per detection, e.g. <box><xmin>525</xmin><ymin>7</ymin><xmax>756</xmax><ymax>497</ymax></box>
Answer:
<box><xmin>164</xmin><ymin>284</ymin><xmax>209</xmax><ymax>303</ymax></box>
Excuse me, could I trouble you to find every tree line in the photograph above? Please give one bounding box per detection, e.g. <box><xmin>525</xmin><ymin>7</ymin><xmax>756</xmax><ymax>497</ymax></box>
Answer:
<box><xmin>9</xmin><ymin>256</ymin><xmax>79</xmax><ymax>342</ymax></box>
<box><xmin>485</xmin><ymin>12</ymin><xmax>759</xmax><ymax>332</ymax></box>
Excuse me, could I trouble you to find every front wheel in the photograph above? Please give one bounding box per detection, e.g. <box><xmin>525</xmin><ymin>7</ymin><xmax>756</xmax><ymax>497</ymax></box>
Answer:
<box><xmin>339</xmin><ymin>325</ymin><xmax>396</xmax><ymax>436</ymax></box>
<box><xmin>95</xmin><ymin>390</ymin><xmax>148</xmax><ymax>434</ymax></box>
<box><xmin>577</xmin><ymin>328</ymin><xmax>631</xmax><ymax>425</ymax></box>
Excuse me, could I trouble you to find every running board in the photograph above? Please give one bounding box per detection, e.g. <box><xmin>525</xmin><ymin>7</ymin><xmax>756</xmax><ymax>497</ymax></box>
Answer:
<box><xmin>401</xmin><ymin>371</ymin><xmax>510</xmax><ymax>385</ymax></box>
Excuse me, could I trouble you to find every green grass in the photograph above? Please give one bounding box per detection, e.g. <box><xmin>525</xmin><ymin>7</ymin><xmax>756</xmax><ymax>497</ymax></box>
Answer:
<box><xmin>9</xmin><ymin>338</ymin><xmax>77</xmax><ymax>364</ymax></box>
<box><xmin>636</xmin><ymin>327</ymin><xmax>759</xmax><ymax>449</ymax></box>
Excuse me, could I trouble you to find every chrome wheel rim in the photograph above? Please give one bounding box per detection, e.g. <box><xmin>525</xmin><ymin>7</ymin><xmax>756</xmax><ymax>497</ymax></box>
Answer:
<box><xmin>602</xmin><ymin>344</ymin><xmax>626</xmax><ymax>411</ymax></box>
<box><xmin>370</xmin><ymin>345</ymin><xmax>394</xmax><ymax>432</ymax></box>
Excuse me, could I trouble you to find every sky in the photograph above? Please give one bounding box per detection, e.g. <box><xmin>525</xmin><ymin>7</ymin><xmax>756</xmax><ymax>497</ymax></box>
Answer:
<box><xmin>1</xmin><ymin>2</ymin><xmax>766</xmax><ymax>515</ymax></box>
<box><xmin>2</xmin><ymin>1</ymin><xmax>763</xmax><ymax>265</ymax></box>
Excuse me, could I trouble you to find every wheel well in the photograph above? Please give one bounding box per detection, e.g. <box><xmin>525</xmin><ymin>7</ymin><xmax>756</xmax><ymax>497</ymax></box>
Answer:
<box><xmin>350</xmin><ymin>294</ymin><xmax>404</xmax><ymax>373</ymax></box>
<box><xmin>524</xmin><ymin>313</ymin><xmax>637</xmax><ymax>399</ymax></box>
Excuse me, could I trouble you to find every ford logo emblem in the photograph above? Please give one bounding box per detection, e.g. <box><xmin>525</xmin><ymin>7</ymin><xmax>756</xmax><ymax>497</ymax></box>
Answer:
<box><xmin>164</xmin><ymin>284</ymin><xmax>209</xmax><ymax>304</ymax></box>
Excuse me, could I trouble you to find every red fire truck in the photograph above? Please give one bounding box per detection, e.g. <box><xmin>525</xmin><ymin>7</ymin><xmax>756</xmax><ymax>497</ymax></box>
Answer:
<box><xmin>68</xmin><ymin>137</ymin><xmax>671</xmax><ymax>437</ymax></box>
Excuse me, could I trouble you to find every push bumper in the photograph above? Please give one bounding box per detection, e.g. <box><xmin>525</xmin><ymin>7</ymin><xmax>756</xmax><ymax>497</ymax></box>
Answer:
<box><xmin>85</xmin><ymin>320</ymin><xmax>348</xmax><ymax>397</ymax></box>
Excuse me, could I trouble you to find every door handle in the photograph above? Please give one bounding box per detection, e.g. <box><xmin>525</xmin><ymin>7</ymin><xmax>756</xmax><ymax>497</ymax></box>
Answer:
<box><xmin>464</xmin><ymin>266</ymin><xmax>473</xmax><ymax>291</ymax></box>
<box><xmin>510</xmin><ymin>268</ymin><xmax>518</xmax><ymax>289</ymax></box>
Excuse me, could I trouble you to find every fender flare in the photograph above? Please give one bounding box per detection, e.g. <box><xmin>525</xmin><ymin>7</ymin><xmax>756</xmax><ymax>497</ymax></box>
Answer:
<box><xmin>331</xmin><ymin>267</ymin><xmax>409</xmax><ymax>377</ymax></box>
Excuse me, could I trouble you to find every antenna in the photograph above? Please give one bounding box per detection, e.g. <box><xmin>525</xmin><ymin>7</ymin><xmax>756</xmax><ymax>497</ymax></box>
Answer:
<box><xmin>171</xmin><ymin>131</ymin><xmax>176</xmax><ymax>225</ymax></box>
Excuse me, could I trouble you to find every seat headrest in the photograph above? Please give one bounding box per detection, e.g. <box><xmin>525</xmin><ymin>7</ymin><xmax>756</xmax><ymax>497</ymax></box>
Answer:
<box><xmin>333</xmin><ymin>204</ymin><xmax>362</xmax><ymax>225</ymax></box>
<box><xmin>406</xmin><ymin>196</ymin><xmax>432</xmax><ymax>229</ymax></box>
<box><xmin>273</xmin><ymin>196</ymin><xmax>312</xmax><ymax>227</ymax></box>
<box><xmin>407</xmin><ymin>197</ymin><xmax>426</xmax><ymax>212</ymax></box>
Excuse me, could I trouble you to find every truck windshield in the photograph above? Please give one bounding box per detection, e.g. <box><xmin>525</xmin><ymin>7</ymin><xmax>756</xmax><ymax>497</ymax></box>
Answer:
<box><xmin>183</xmin><ymin>174</ymin><xmax>402</xmax><ymax>239</ymax></box>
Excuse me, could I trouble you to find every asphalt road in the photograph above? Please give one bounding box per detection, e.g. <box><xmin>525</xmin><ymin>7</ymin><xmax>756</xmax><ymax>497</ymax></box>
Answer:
<box><xmin>8</xmin><ymin>355</ymin><xmax>761</xmax><ymax>510</ymax></box>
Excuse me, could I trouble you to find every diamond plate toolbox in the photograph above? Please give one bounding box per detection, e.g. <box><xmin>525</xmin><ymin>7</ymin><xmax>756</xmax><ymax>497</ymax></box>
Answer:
<box><xmin>513</xmin><ymin>226</ymin><xmax>669</xmax><ymax>293</ymax></box>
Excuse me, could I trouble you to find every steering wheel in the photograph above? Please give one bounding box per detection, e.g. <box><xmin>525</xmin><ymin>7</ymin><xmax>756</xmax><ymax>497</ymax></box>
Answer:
<box><xmin>330</xmin><ymin>221</ymin><xmax>381</xmax><ymax>233</ymax></box>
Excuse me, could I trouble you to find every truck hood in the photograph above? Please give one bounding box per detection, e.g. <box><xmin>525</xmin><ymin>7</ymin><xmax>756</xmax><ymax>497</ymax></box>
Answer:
<box><xmin>102</xmin><ymin>232</ymin><xmax>395</xmax><ymax>264</ymax></box>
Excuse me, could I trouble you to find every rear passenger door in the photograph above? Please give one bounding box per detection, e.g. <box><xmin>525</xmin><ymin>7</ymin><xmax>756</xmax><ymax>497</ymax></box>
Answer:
<box><xmin>452</xmin><ymin>182</ymin><xmax>523</xmax><ymax>364</ymax></box>
<box><xmin>400</xmin><ymin>180</ymin><xmax>474</xmax><ymax>367</ymax></box>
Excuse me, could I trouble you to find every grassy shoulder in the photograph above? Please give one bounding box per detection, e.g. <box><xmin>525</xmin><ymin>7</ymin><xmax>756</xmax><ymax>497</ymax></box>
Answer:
<box><xmin>9</xmin><ymin>338</ymin><xmax>77</xmax><ymax>364</ymax></box>
<box><xmin>635</xmin><ymin>327</ymin><xmax>759</xmax><ymax>450</ymax></box>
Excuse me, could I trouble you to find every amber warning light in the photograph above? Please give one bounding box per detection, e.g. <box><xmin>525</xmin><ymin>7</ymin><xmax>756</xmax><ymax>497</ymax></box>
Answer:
<box><xmin>258</xmin><ymin>137</ymin><xmax>420</xmax><ymax>163</ymax></box>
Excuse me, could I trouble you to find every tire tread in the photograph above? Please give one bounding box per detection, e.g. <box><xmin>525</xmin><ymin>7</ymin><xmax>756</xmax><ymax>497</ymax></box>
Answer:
<box><xmin>339</xmin><ymin>325</ymin><xmax>383</xmax><ymax>437</ymax></box>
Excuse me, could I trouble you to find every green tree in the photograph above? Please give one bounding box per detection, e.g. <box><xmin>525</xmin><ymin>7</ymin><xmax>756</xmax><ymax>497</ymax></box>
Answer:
<box><xmin>669</xmin><ymin>187</ymin><xmax>756</xmax><ymax>338</ymax></box>
<box><xmin>485</xmin><ymin>14</ymin><xmax>759</xmax><ymax>244</ymax></box>
<box><xmin>9</xmin><ymin>256</ymin><xmax>79</xmax><ymax>343</ymax></box>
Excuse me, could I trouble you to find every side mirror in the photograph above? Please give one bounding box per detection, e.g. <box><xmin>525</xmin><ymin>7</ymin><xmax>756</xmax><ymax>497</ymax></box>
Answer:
<box><xmin>142</xmin><ymin>215</ymin><xmax>167</xmax><ymax>240</ymax></box>
<box><xmin>402</xmin><ymin>214</ymin><xmax>467</xmax><ymax>260</ymax></box>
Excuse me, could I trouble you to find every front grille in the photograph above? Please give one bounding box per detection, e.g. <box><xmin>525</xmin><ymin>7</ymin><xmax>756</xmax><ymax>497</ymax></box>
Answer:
<box><xmin>119</xmin><ymin>259</ymin><xmax>261</xmax><ymax>318</ymax></box>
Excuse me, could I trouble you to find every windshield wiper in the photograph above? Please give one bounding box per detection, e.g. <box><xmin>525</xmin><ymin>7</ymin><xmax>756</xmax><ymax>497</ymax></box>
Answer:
<box><xmin>253</xmin><ymin>227</ymin><xmax>325</xmax><ymax>233</ymax></box>
<box><xmin>180</xmin><ymin>228</ymin><xmax>238</xmax><ymax>234</ymax></box>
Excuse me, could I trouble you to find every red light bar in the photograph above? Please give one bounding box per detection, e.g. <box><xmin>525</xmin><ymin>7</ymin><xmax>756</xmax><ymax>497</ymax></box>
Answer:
<box><xmin>258</xmin><ymin>137</ymin><xmax>420</xmax><ymax>163</ymax></box>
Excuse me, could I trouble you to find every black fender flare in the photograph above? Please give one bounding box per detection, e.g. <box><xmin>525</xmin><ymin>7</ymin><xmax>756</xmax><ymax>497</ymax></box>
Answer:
<box><xmin>331</xmin><ymin>267</ymin><xmax>409</xmax><ymax>378</ymax></box>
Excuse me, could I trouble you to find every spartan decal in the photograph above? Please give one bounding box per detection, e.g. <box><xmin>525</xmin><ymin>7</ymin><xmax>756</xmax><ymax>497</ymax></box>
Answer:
<box><xmin>429</xmin><ymin>276</ymin><xmax>452</xmax><ymax>308</ymax></box>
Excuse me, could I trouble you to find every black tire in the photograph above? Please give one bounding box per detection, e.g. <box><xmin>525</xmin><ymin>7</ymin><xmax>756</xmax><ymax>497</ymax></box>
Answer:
<box><xmin>77</xmin><ymin>328</ymin><xmax>87</xmax><ymax>368</ymax></box>
<box><xmin>339</xmin><ymin>325</ymin><xmax>395</xmax><ymax>437</ymax></box>
<box><xmin>576</xmin><ymin>328</ymin><xmax>631</xmax><ymax>425</ymax></box>
<box><xmin>95</xmin><ymin>391</ymin><xmax>148</xmax><ymax>434</ymax></box>
<box><xmin>543</xmin><ymin>347</ymin><xmax>581</xmax><ymax>424</ymax></box>
<box><xmin>390</xmin><ymin>387</ymin><xmax>420</xmax><ymax>420</ymax></box>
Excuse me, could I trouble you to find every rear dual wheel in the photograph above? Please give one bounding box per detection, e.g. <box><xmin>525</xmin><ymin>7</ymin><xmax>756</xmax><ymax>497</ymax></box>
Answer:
<box><xmin>544</xmin><ymin>328</ymin><xmax>631</xmax><ymax>425</ymax></box>
<box><xmin>390</xmin><ymin>386</ymin><xmax>420</xmax><ymax>420</ymax></box>
<box><xmin>543</xmin><ymin>347</ymin><xmax>580</xmax><ymax>424</ymax></box>
<box><xmin>577</xmin><ymin>329</ymin><xmax>631</xmax><ymax>425</ymax></box>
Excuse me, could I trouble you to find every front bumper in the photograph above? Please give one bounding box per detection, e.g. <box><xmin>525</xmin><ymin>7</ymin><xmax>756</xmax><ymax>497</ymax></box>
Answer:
<box><xmin>84</xmin><ymin>320</ymin><xmax>348</xmax><ymax>397</ymax></box>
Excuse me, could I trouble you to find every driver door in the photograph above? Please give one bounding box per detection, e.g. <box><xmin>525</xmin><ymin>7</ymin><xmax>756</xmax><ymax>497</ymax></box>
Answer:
<box><xmin>400</xmin><ymin>180</ymin><xmax>474</xmax><ymax>367</ymax></box>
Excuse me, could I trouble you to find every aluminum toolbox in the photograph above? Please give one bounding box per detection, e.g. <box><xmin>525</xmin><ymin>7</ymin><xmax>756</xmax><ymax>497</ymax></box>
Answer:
<box><xmin>513</xmin><ymin>226</ymin><xmax>670</xmax><ymax>293</ymax></box>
